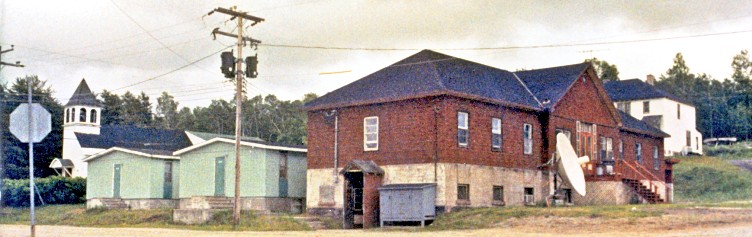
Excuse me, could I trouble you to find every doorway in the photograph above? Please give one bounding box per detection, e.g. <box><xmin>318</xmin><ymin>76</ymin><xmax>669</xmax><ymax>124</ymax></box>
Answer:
<box><xmin>215</xmin><ymin>157</ymin><xmax>226</xmax><ymax>196</ymax></box>
<box><xmin>344</xmin><ymin>171</ymin><xmax>364</xmax><ymax>229</ymax></box>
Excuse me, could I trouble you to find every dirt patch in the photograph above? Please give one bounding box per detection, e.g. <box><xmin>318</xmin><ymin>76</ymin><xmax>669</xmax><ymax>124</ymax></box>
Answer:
<box><xmin>730</xmin><ymin>160</ymin><xmax>752</xmax><ymax>172</ymax></box>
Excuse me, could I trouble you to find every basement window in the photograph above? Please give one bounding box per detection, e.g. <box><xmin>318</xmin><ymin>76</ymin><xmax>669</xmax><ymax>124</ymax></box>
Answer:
<box><xmin>364</xmin><ymin>116</ymin><xmax>378</xmax><ymax>151</ymax></box>
<box><xmin>524</xmin><ymin>187</ymin><xmax>535</xmax><ymax>205</ymax></box>
<box><xmin>492</xmin><ymin>186</ymin><xmax>505</xmax><ymax>206</ymax></box>
<box><xmin>458</xmin><ymin>112</ymin><xmax>469</xmax><ymax>147</ymax></box>
<box><xmin>492</xmin><ymin>118</ymin><xmax>502</xmax><ymax>151</ymax></box>
<box><xmin>457</xmin><ymin>184</ymin><xmax>470</xmax><ymax>205</ymax></box>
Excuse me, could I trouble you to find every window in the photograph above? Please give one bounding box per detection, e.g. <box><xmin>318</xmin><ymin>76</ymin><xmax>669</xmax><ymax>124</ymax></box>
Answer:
<box><xmin>617</xmin><ymin>102</ymin><xmax>631</xmax><ymax>114</ymax></box>
<box><xmin>524</xmin><ymin>187</ymin><xmax>535</xmax><ymax>205</ymax></box>
<box><xmin>164</xmin><ymin>162</ymin><xmax>173</xmax><ymax>183</ymax></box>
<box><xmin>523</xmin><ymin>124</ymin><xmax>533</xmax><ymax>154</ymax></box>
<box><xmin>643</xmin><ymin>101</ymin><xmax>650</xmax><ymax>113</ymax></box>
<box><xmin>492</xmin><ymin>118</ymin><xmax>502</xmax><ymax>151</ymax></box>
<box><xmin>677</xmin><ymin>103</ymin><xmax>681</xmax><ymax>119</ymax></box>
<box><xmin>64</xmin><ymin>109</ymin><xmax>69</xmax><ymax>123</ymax></box>
<box><xmin>458</xmin><ymin>112</ymin><xmax>469</xmax><ymax>147</ymax></box>
<box><xmin>492</xmin><ymin>186</ymin><xmax>504</xmax><ymax>205</ymax></box>
<box><xmin>619</xmin><ymin>140</ymin><xmax>624</xmax><ymax>161</ymax></box>
<box><xmin>653</xmin><ymin>146</ymin><xmax>660</xmax><ymax>170</ymax></box>
<box><xmin>90</xmin><ymin>109</ymin><xmax>97</xmax><ymax>123</ymax></box>
<box><xmin>279</xmin><ymin>153</ymin><xmax>288</xmax><ymax>179</ymax></box>
<box><xmin>636</xmin><ymin>143</ymin><xmax>642</xmax><ymax>163</ymax></box>
<box><xmin>457</xmin><ymin>184</ymin><xmax>470</xmax><ymax>203</ymax></box>
<box><xmin>562</xmin><ymin>188</ymin><xmax>573</xmax><ymax>204</ymax></box>
<box><xmin>79</xmin><ymin>108</ymin><xmax>87</xmax><ymax>122</ymax></box>
<box><xmin>686</xmin><ymin>130</ymin><xmax>691</xmax><ymax>147</ymax></box>
<box><xmin>364</xmin><ymin>116</ymin><xmax>378</xmax><ymax>151</ymax></box>
<box><xmin>599</xmin><ymin>137</ymin><xmax>613</xmax><ymax>162</ymax></box>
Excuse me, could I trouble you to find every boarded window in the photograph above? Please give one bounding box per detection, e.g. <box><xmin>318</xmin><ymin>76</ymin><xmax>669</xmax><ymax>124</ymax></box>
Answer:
<box><xmin>492</xmin><ymin>118</ymin><xmax>502</xmax><ymax>151</ymax></box>
<box><xmin>364</xmin><ymin>116</ymin><xmax>378</xmax><ymax>151</ymax></box>
<box><xmin>458</xmin><ymin>112</ymin><xmax>469</xmax><ymax>147</ymax></box>
<box><xmin>457</xmin><ymin>184</ymin><xmax>470</xmax><ymax>201</ymax></box>
<box><xmin>319</xmin><ymin>185</ymin><xmax>335</xmax><ymax>206</ymax></box>
<box><xmin>523</xmin><ymin>123</ymin><xmax>533</xmax><ymax>155</ymax></box>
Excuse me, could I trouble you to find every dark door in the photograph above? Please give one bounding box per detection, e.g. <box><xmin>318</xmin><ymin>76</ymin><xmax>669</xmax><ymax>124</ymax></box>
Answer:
<box><xmin>344</xmin><ymin>172</ymin><xmax>364</xmax><ymax>229</ymax></box>
<box><xmin>163</xmin><ymin>161</ymin><xmax>173</xmax><ymax>199</ymax></box>
<box><xmin>215</xmin><ymin>157</ymin><xmax>225</xmax><ymax>196</ymax></box>
<box><xmin>113</xmin><ymin>164</ymin><xmax>122</xmax><ymax>198</ymax></box>
<box><xmin>279</xmin><ymin>154</ymin><xmax>288</xmax><ymax>197</ymax></box>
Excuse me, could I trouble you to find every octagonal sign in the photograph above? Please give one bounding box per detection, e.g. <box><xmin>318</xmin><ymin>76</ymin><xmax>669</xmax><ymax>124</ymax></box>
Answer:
<box><xmin>9</xmin><ymin>103</ymin><xmax>51</xmax><ymax>143</ymax></box>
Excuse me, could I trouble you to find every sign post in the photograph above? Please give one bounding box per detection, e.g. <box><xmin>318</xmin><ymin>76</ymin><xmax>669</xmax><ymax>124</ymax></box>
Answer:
<box><xmin>9</xmin><ymin>83</ymin><xmax>51</xmax><ymax>237</ymax></box>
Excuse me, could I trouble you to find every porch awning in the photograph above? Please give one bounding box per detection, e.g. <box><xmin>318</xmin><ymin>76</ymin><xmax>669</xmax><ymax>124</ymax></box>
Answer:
<box><xmin>340</xmin><ymin>160</ymin><xmax>384</xmax><ymax>175</ymax></box>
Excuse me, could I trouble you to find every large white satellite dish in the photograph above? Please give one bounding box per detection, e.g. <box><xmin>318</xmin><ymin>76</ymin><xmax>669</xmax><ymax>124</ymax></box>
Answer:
<box><xmin>555</xmin><ymin>133</ymin><xmax>589</xmax><ymax>196</ymax></box>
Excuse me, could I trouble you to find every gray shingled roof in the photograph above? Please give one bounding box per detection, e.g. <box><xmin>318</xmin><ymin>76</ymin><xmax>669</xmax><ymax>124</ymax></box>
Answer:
<box><xmin>76</xmin><ymin>125</ymin><xmax>193</xmax><ymax>154</ymax></box>
<box><xmin>604</xmin><ymin>79</ymin><xmax>692</xmax><ymax>105</ymax></box>
<box><xmin>303</xmin><ymin>50</ymin><xmax>541</xmax><ymax>110</ymax></box>
<box><xmin>516</xmin><ymin>63</ymin><xmax>590</xmax><ymax>109</ymax></box>
<box><xmin>619</xmin><ymin>111</ymin><xmax>670</xmax><ymax>138</ymax></box>
<box><xmin>65</xmin><ymin>79</ymin><xmax>102</xmax><ymax>107</ymax></box>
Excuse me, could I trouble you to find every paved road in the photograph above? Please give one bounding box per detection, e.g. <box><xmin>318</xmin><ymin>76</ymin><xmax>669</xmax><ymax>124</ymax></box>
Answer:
<box><xmin>3</xmin><ymin>224</ymin><xmax>752</xmax><ymax>237</ymax></box>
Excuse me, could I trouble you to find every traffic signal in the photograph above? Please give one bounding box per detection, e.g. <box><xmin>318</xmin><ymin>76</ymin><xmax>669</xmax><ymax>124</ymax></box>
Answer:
<box><xmin>245</xmin><ymin>55</ymin><xmax>258</xmax><ymax>78</ymax></box>
<box><xmin>220</xmin><ymin>51</ymin><xmax>235</xmax><ymax>78</ymax></box>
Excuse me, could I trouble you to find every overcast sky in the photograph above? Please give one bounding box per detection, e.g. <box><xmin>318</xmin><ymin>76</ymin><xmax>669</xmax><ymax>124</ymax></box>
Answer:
<box><xmin>2</xmin><ymin>0</ymin><xmax>752</xmax><ymax>109</ymax></box>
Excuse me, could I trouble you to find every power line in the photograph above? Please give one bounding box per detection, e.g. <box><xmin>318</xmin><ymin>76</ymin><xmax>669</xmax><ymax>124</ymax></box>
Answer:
<box><xmin>111</xmin><ymin>45</ymin><xmax>232</xmax><ymax>92</ymax></box>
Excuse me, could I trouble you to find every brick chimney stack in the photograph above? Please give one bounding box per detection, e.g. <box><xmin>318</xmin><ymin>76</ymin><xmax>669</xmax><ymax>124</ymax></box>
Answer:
<box><xmin>646</xmin><ymin>74</ymin><xmax>656</xmax><ymax>85</ymax></box>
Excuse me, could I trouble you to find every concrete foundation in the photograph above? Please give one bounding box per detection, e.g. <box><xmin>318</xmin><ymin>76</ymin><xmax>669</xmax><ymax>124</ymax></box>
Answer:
<box><xmin>86</xmin><ymin>198</ymin><xmax>178</xmax><ymax>209</ymax></box>
<box><xmin>173</xmin><ymin>196</ymin><xmax>305</xmax><ymax>224</ymax></box>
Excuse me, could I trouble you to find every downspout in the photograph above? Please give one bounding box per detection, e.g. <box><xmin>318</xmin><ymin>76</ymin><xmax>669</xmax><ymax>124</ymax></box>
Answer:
<box><xmin>325</xmin><ymin>110</ymin><xmax>339</xmax><ymax>183</ymax></box>
<box><xmin>433</xmin><ymin>105</ymin><xmax>440</xmax><ymax>183</ymax></box>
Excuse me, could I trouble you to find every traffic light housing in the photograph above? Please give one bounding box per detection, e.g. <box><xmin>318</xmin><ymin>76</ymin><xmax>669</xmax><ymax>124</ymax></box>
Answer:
<box><xmin>245</xmin><ymin>55</ymin><xmax>258</xmax><ymax>78</ymax></box>
<box><xmin>220</xmin><ymin>51</ymin><xmax>235</xmax><ymax>78</ymax></box>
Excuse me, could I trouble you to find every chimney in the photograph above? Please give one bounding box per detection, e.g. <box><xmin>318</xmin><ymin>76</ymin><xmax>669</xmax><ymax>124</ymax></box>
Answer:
<box><xmin>646</xmin><ymin>74</ymin><xmax>656</xmax><ymax>85</ymax></box>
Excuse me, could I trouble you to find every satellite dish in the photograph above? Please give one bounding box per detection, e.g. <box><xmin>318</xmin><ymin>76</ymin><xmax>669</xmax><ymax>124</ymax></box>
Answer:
<box><xmin>555</xmin><ymin>133</ymin><xmax>589</xmax><ymax>196</ymax></box>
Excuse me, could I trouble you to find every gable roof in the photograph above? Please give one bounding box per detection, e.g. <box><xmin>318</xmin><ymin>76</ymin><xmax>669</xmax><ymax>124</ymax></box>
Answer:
<box><xmin>303</xmin><ymin>50</ymin><xmax>541</xmax><ymax>111</ymax></box>
<box><xmin>604</xmin><ymin>79</ymin><xmax>692</xmax><ymax>105</ymax></box>
<box><xmin>515</xmin><ymin>63</ymin><xmax>590</xmax><ymax>109</ymax></box>
<box><xmin>619</xmin><ymin>111</ymin><xmax>670</xmax><ymax>138</ymax></box>
<box><xmin>83</xmin><ymin>147</ymin><xmax>179</xmax><ymax>162</ymax></box>
<box><xmin>65</xmin><ymin>79</ymin><xmax>101</xmax><ymax>107</ymax></box>
<box><xmin>76</xmin><ymin>125</ymin><xmax>193</xmax><ymax>153</ymax></box>
<box><xmin>172</xmin><ymin>137</ymin><xmax>306</xmax><ymax>156</ymax></box>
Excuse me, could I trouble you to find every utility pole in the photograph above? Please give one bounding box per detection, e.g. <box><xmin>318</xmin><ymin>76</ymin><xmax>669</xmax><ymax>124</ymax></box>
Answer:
<box><xmin>207</xmin><ymin>7</ymin><xmax>263</xmax><ymax>228</ymax></box>
<box><xmin>0</xmin><ymin>45</ymin><xmax>25</xmax><ymax>209</ymax></box>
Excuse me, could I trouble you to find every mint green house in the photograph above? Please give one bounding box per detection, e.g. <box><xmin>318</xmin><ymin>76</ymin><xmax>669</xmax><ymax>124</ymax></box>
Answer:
<box><xmin>173</xmin><ymin>137</ymin><xmax>307</xmax><ymax>214</ymax></box>
<box><xmin>84</xmin><ymin>147</ymin><xmax>180</xmax><ymax>209</ymax></box>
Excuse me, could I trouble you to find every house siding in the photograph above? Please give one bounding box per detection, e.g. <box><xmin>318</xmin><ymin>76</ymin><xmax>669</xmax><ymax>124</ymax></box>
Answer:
<box><xmin>86</xmin><ymin>151</ymin><xmax>178</xmax><ymax>199</ymax></box>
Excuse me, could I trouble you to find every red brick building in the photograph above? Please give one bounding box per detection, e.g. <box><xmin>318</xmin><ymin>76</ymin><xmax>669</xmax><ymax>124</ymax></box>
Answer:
<box><xmin>304</xmin><ymin>50</ymin><xmax>672</xmax><ymax>228</ymax></box>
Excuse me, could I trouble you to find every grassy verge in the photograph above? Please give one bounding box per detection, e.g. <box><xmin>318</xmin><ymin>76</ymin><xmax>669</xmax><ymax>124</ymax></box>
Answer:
<box><xmin>673</xmin><ymin>155</ymin><xmax>752</xmax><ymax>202</ymax></box>
<box><xmin>704</xmin><ymin>142</ymin><xmax>752</xmax><ymax>160</ymax></box>
<box><xmin>425</xmin><ymin>205</ymin><xmax>662</xmax><ymax>231</ymax></box>
<box><xmin>0</xmin><ymin>205</ymin><xmax>309</xmax><ymax>231</ymax></box>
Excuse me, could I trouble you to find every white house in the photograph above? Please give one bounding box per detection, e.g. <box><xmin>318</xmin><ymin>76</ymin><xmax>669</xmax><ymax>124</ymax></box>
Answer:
<box><xmin>604</xmin><ymin>75</ymin><xmax>703</xmax><ymax>156</ymax></box>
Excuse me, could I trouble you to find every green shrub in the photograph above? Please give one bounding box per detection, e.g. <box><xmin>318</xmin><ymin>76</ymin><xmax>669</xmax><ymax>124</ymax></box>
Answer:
<box><xmin>2</xmin><ymin>176</ymin><xmax>86</xmax><ymax>207</ymax></box>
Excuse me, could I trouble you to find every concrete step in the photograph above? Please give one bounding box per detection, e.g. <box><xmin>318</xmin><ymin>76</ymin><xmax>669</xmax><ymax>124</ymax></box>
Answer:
<box><xmin>294</xmin><ymin>216</ymin><xmax>328</xmax><ymax>230</ymax></box>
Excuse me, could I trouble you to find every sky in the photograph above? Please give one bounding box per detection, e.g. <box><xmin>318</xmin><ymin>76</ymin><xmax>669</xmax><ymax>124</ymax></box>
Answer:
<box><xmin>2</xmin><ymin>0</ymin><xmax>752</xmax><ymax>110</ymax></box>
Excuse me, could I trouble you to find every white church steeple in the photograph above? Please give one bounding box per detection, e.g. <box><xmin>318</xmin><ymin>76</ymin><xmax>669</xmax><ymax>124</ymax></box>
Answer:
<box><xmin>62</xmin><ymin>79</ymin><xmax>102</xmax><ymax>177</ymax></box>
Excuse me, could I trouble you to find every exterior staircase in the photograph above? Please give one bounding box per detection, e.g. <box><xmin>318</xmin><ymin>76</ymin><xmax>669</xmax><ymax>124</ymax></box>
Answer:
<box><xmin>100</xmin><ymin>198</ymin><xmax>128</xmax><ymax>209</ymax></box>
<box><xmin>623</xmin><ymin>179</ymin><xmax>664</xmax><ymax>203</ymax></box>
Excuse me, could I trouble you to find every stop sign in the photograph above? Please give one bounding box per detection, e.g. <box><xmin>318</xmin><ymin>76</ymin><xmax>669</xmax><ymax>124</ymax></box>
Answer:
<box><xmin>9</xmin><ymin>103</ymin><xmax>51</xmax><ymax>143</ymax></box>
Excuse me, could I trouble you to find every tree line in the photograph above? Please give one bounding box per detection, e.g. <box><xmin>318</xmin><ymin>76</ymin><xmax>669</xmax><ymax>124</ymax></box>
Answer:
<box><xmin>588</xmin><ymin>50</ymin><xmax>752</xmax><ymax>140</ymax></box>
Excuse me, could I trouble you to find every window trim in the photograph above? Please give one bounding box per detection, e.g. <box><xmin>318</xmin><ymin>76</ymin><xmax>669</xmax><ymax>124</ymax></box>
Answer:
<box><xmin>458</xmin><ymin>112</ymin><xmax>469</xmax><ymax>147</ymax></box>
<box><xmin>363</xmin><ymin>116</ymin><xmax>379</xmax><ymax>151</ymax></box>
<box><xmin>491</xmin><ymin>117</ymin><xmax>502</xmax><ymax>151</ymax></box>
<box><xmin>523</xmin><ymin>123</ymin><xmax>533</xmax><ymax>155</ymax></box>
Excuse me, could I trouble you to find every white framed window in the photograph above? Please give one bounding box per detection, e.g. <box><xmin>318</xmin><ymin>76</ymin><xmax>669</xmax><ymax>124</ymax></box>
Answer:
<box><xmin>364</xmin><ymin>116</ymin><xmax>379</xmax><ymax>151</ymax></box>
<box><xmin>653</xmin><ymin>146</ymin><xmax>660</xmax><ymax>170</ymax></box>
<box><xmin>492</xmin><ymin>118</ymin><xmax>502</xmax><ymax>151</ymax></box>
<box><xmin>523</xmin><ymin>123</ymin><xmax>533</xmax><ymax>155</ymax></box>
<box><xmin>458</xmin><ymin>112</ymin><xmax>469</xmax><ymax>147</ymax></box>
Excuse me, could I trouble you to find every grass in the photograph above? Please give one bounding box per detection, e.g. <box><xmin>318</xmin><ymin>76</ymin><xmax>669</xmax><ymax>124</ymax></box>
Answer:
<box><xmin>704</xmin><ymin>142</ymin><xmax>752</xmax><ymax>160</ymax></box>
<box><xmin>673</xmin><ymin>155</ymin><xmax>752</xmax><ymax>202</ymax></box>
<box><xmin>425</xmin><ymin>205</ymin><xmax>663</xmax><ymax>230</ymax></box>
<box><xmin>0</xmin><ymin>205</ymin><xmax>309</xmax><ymax>231</ymax></box>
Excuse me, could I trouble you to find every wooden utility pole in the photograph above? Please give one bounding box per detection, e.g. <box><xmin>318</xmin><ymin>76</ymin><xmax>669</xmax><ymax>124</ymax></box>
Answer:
<box><xmin>207</xmin><ymin>7</ymin><xmax>263</xmax><ymax>228</ymax></box>
<box><xmin>0</xmin><ymin>45</ymin><xmax>25</xmax><ymax>210</ymax></box>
